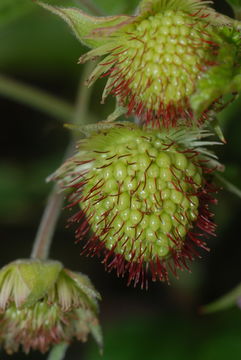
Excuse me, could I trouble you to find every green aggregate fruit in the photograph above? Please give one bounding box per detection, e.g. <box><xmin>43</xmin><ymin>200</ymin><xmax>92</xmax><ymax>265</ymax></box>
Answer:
<box><xmin>56</xmin><ymin>123</ymin><xmax>216</xmax><ymax>287</ymax></box>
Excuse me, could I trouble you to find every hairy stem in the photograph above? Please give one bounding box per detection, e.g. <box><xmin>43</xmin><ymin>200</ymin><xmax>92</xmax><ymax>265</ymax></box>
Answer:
<box><xmin>0</xmin><ymin>74</ymin><xmax>74</xmax><ymax>122</ymax></box>
<box><xmin>31</xmin><ymin>62</ymin><xmax>96</xmax><ymax>260</ymax></box>
<box><xmin>31</xmin><ymin>185</ymin><xmax>63</xmax><ymax>260</ymax></box>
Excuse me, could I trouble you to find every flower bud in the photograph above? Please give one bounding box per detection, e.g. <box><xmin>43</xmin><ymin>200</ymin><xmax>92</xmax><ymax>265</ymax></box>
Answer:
<box><xmin>54</xmin><ymin>123</ymin><xmax>218</xmax><ymax>288</ymax></box>
<box><xmin>0</xmin><ymin>259</ymin><xmax>102</xmax><ymax>354</ymax></box>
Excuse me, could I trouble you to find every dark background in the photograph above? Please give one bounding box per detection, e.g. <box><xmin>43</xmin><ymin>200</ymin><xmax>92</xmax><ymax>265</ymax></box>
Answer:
<box><xmin>0</xmin><ymin>0</ymin><xmax>241</xmax><ymax>359</ymax></box>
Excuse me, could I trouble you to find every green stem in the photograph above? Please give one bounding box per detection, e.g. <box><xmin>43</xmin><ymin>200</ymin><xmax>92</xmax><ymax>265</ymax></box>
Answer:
<box><xmin>30</xmin><ymin>185</ymin><xmax>63</xmax><ymax>260</ymax></box>
<box><xmin>73</xmin><ymin>61</ymin><xmax>97</xmax><ymax>126</ymax></box>
<box><xmin>30</xmin><ymin>62</ymin><xmax>96</xmax><ymax>260</ymax></box>
<box><xmin>0</xmin><ymin>74</ymin><xmax>74</xmax><ymax>122</ymax></box>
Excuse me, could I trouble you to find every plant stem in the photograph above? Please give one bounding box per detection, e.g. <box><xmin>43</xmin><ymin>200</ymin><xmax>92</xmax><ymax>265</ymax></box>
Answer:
<box><xmin>0</xmin><ymin>74</ymin><xmax>74</xmax><ymax>122</ymax></box>
<box><xmin>73</xmin><ymin>61</ymin><xmax>96</xmax><ymax>126</ymax></box>
<box><xmin>30</xmin><ymin>185</ymin><xmax>63</xmax><ymax>260</ymax></box>
<box><xmin>30</xmin><ymin>61</ymin><xmax>96</xmax><ymax>260</ymax></box>
<box><xmin>215</xmin><ymin>173</ymin><xmax>241</xmax><ymax>199</ymax></box>
<box><xmin>201</xmin><ymin>282</ymin><xmax>241</xmax><ymax>314</ymax></box>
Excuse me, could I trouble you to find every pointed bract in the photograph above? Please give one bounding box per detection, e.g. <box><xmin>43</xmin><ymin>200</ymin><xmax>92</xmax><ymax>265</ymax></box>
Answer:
<box><xmin>37</xmin><ymin>1</ymin><xmax>134</xmax><ymax>48</ymax></box>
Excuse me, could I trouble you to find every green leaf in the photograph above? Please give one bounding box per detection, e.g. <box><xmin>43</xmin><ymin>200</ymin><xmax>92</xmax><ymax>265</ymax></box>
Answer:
<box><xmin>226</xmin><ymin>0</ymin><xmax>241</xmax><ymax>19</ymax></box>
<box><xmin>227</xmin><ymin>0</ymin><xmax>241</xmax><ymax>5</ymax></box>
<box><xmin>0</xmin><ymin>0</ymin><xmax>35</xmax><ymax>27</ymax></box>
<box><xmin>201</xmin><ymin>282</ymin><xmax>241</xmax><ymax>314</ymax></box>
<box><xmin>47</xmin><ymin>343</ymin><xmax>68</xmax><ymax>360</ymax></box>
<box><xmin>37</xmin><ymin>2</ymin><xmax>133</xmax><ymax>48</ymax></box>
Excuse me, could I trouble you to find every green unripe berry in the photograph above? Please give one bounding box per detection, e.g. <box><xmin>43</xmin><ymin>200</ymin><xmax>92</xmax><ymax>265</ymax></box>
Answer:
<box><xmin>56</xmin><ymin>124</ymin><xmax>217</xmax><ymax>286</ymax></box>
<box><xmin>78</xmin><ymin>2</ymin><xmax>240</xmax><ymax>128</ymax></box>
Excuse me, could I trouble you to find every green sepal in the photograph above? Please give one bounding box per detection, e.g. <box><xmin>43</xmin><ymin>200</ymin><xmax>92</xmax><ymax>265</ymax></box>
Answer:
<box><xmin>201</xmin><ymin>282</ymin><xmax>241</xmax><ymax>314</ymax></box>
<box><xmin>76</xmin><ymin>307</ymin><xmax>103</xmax><ymax>351</ymax></box>
<box><xmin>210</xmin><ymin>117</ymin><xmax>226</xmax><ymax>143</ymax></box>
<box><xmin>37</xmin><ymin>1</ymin><xmax>133</xmax><ymax>48</ymax></box>
<box><xmin>63</xmin><ymin>269</ymin><xmax>101</xmax><ymax>312</ymax></box>
<box><xmin>88</xmin><ymin>315</ymin><xmax>103</xmax><ymax>354</ymax></box>
<box><xmin>191</xmin><ymin>29</ymin><xmax>241</xmax><ymax>119</ymax></box>
<box><xmin>0</xmin><ymin>259</ymin><xmax>62</xmax><ymax>308</ymax></box>
<box><xmin>15</xmin><ymin>259</ymin><xmax>62</xmax><ymax>307</ymax></box>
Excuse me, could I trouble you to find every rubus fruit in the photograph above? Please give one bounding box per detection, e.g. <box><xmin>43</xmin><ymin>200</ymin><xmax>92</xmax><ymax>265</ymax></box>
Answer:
<box><xmin>78</xmin><ymin>0</ymin><xmax>239</xmax><ymax>127</ymax></box>
<box><xmin>39</xmin><ymin>0</ymin><xmax>241</xmax><ymax>127</ymax></box>
<box><xmin>55</xmin><ymin>123</ymin><xmax>217</xmax><ymax>288</ymax></box>
<box><xmin>87</xmin><ymin>9</ymin><xmax>217</xmax><ymax>127</ymax></box>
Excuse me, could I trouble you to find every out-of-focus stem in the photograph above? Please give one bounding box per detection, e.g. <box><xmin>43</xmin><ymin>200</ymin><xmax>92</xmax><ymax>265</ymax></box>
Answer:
<box><xmin>31</xmin><ymin>61</ymin><xmax>96</xmax><ymax>260</ymax></box>
<box><xmin>0</xmin><ymin>74</ymin><xmax>74</xmax><ymax>122</ymax></box>
<box><xmin>30</xmin><ymin>185</ymin><xmax>63</xmax><ymax>260</ymax></box>
<box><xmin>201</xmin><ymin>282</ymin><xmax>241</xmax><ymax>314</ymax></box>
<box><xmin>215</xmin><ymin>173</ymin><xmax>241</xmax><ymax>200</ymax></box>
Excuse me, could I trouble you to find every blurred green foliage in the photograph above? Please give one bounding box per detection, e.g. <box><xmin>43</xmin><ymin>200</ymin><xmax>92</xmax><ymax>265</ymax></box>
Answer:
<box><xmin>86</xmin><ymin>309</ymin><xmax>241</xmax><ymax>360</ymax></box>
<box><xmin>0</xmin><ymin>0</ymin><xmax>36</xmax><ymax>27</ymax></box>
